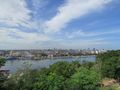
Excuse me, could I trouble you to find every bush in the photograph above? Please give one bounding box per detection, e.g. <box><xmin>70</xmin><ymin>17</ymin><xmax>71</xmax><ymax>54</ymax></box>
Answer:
<box><xmin>66</xmin><ymin>67</ymin><xmax>101</xmax><ymax>90</ymax></box>
<box><xmin>97</xmin><ymin>50</ymin><xmax>120</xmax><ymax>80</ymax></box>
<box><xmin>4</xmin><ymin>61</ymin><xmax>102</xmax><ymax>90</ymax></box>
<box><xmin>33</xmin><ymin>73</ymin><xmax>65</xmax><ymax>90</ymax></box>
<box><xmin>0</xmin><ymin>58</ymin><xmax>6</xmax><ymax>90</ymax></box>
<box><xmin>0</xmin><ymin>57</ymin><xmax>5</xmax><ymax>67</ymax></box>
<box><xmin>49</xmin><ymin>61</ymin><xmax>81</xmax><ymax>78</ymax></box>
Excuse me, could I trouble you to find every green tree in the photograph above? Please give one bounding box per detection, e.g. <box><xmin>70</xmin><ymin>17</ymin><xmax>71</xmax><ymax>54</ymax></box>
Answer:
<box><xmin>33</xmin><ymin>73</ymin><xmax>65</xmax><ymax>90</ymax></box>
<box><xmin>49</xmin><ymin>61</ymin><xmax>80</xmax><ymax>78</ymax></box>
<box><xmin>67</xmin><ymin>67</ymin><xmax>101</xmax><ymax>90</ymax></box>
<box><xmin>97</xmin><ymin>50</ymin><xmax>120</xmax><ymax>80</ymax></box>
<box><xmin>0</xmin><ymin>57</ymin><xmax>5</xmax><ymax>67</ymax></box>
<box><xmin>4</xmin><ymin>61</ymin><xmax>102</xmax><ymax>90</ymax></box>
<box><xmin>4</xmin><ymin>70</ymin><xmax>38</xmax><ymax>90</ymax></box>
<box><xmin>0</xmin><ymin>57</ymin><xmax>6</xmax><ymax>89</ymax></box>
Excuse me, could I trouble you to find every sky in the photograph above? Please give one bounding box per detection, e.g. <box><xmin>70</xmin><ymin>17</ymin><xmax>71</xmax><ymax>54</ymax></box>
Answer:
<box><xmin>0</xmin><ymin>0</ymin><xmax>120</xmax><ymax>50</ymax></box>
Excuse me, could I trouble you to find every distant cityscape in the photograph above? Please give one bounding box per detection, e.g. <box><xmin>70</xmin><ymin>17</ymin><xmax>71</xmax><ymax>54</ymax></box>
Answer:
<box><xmin>0</xmin><ymin>48</ymin><xmax>106</xmax><ymax>60</ymax></box>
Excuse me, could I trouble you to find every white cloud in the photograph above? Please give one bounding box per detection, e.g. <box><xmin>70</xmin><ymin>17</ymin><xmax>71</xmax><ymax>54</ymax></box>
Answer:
<box><xmin>0</xmin><ymin>28</ymin><xmax>50</xmax><ymax>44</ymax></box>
<box><xmin>66</xmin><ymin>29</ymin><xmax>120</xmax><ymax>39</ymax></box>
<box><xmin>41</xmin><ymin>38</ymin><xmax>108</xmax><ymax>49</ymax></box>
<box><xmin>0</xmin><ymin>0</ymin><xmax>31</xmax><ymax>27</ymax></box>
<box><xmin>44</xmin><ymin>0</ymin><xmax>112</xmax><ymax>33</ymax></box>
<box><xmin>0</xmin><ymin>0</ymin><xmax>50</xmax><ymax>48</ymax></box>
<box><xmin>0</xmin><ymin>27</ymin><xmax>108</xmax><ymax>49</ymax></box>
<box><xmin>0</xmin><ymin>0</ymin><xmax>116</xmax><ymax>49</ymax></box>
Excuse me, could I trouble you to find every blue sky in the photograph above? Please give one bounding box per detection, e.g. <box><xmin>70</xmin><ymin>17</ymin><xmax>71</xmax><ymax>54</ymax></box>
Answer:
<box><xmin>0</xmin><ymin>0</ymin><xmax>120</xmax><ymax>49</ymax></box>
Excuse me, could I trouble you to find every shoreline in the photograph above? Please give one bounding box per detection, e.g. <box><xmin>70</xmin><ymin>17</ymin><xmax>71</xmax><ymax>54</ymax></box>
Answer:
<box><xmin>5</xmin><ymin>55</ymin><xmax>96</xmax><ymax>61</ymax></box>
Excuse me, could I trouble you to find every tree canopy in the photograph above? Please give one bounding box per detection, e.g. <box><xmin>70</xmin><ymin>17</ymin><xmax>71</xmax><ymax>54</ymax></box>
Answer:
<box><xmin>1</xmin><ymin>50</ymin><xmax>120</xmax><ymax>90</ymax></box>
<box><xmin>97</xmin><ymin>50</ymin><xmax>120</xmax><ymax>80</ymax></box>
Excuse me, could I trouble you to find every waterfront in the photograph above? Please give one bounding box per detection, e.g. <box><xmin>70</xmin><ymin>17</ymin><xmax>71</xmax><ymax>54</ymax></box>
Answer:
<box><xmin>0</xmin><ymin>55</ymin><xmax>96</xmax><ymax>73</ymax></box>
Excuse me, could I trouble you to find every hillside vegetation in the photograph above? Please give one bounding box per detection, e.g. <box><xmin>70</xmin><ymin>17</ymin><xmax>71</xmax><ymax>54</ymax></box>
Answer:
<box><xmin>0</xmin><ymin>50</ymin><xmax>120</xmax><ymax>90</ymax></box>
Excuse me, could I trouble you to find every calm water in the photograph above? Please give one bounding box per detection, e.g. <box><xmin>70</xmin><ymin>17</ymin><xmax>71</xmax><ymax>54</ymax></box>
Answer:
<box><xmin>0</xmin><ymin>56</ymin><xmax>96</xmax><ymax>73</ymax></box>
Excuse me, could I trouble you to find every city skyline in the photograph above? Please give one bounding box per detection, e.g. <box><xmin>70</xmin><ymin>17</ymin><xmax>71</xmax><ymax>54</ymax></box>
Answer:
<box><xmin>0</xmin><ymin>0</ymin><xmax>120</xmax><ymax>49</ymax></box>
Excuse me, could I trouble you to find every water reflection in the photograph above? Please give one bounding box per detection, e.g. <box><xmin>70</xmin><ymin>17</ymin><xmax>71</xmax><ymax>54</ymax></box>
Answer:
<box><xmin>1</xmin><ymin>56</ymin><xmax>96</xmax><ymax>73</ymax></box>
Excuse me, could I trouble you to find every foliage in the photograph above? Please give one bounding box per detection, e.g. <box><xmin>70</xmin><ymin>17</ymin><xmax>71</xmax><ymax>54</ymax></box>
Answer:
<box><xmin>49</xmin><ymin>61</ymin><xmax>81</xmax><ymax>78</ymax></box>
<box><xmin>3</xmin><ymin>61</ymin><xmax>102</xmax><ymax>90</ymax></box>
<box><xmin>33</xmin><ymin>72</ymin><xmax>65</xmax><ymax>90</ymax></box>
<box><xmin>82</xmin><ymin>61</ymin><xmax>95</xmax><ymax>69</ymax></box>
<box><xmin>0</xmin><ymin>57</ymin><xmax>6</xmax><ymax>67</ymax></box>
<box><xmin>66</xmin><ymin>67</ymin><xmax>101</xmax><ymax>90</ymax></box>
<box><xmin>0</xmin><ymin>57</ymin><xmax>6</xmax><ymax>90</ymax></box>
<box><xmin>3</xmin><ymin>50</ymin><xmax>120</xmax><ymax>90</ymax></box>
<box><xmin>97</xmin><ymin>50</ymin><xmax>120</xmax><ymax>80</ymax></box>
<box><xmin>4</xmin><ymin>70</ymin><xmax>38</xmax><ymax>90</ymax></box>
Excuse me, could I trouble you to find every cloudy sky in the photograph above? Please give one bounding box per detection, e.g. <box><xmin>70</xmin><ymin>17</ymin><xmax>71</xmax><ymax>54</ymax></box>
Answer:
<box><xmin>0</xmin><ymin>0</ymin><xmax>120</xmax><ymax>49</ymax></box>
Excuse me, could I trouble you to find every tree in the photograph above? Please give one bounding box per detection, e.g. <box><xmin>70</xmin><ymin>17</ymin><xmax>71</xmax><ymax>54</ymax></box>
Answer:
<box><xmin>67</xmin><ymin>67</ymin><xmax>101</xmax><ymax>90</ymax></box>
<box><xmin>0</xmin><ymin>57</ymin><xmax>6</xmax><ymax>89</ymax></box>
<box><xmin>0</xmin><ymin>57</ymin><xmax>5</xmax><ymax>67</ymax></box>
<box><xmin>97</xmin><ymin>50</ymin><xmax>120</xmax><ymax>80</ymax></box>
<box><xmin>33</xmin><ymin>73</ymin><xmax>65</xmax><ymax>90</ymax></box>
<box><xmin>4</xmin><ymin>61</ymin><xmax>103</xmax><ymax>90</ymax></box>
<box><xmin>49</xmin><ymin>61</ymin><xmax>79</xmax><ymax>78</ymax></box>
